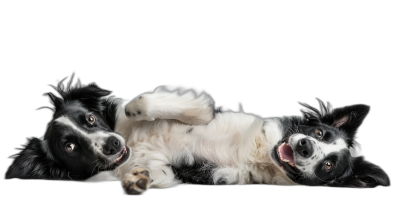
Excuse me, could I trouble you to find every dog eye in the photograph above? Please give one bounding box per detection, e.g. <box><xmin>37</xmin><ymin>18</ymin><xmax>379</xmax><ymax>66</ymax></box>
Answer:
<box><xmin>65</xmin><ymin>143</ymin><xmax>75</xmax><ymax>153</ymax></box>
<box><xmin>316</xmin><ymin>129</ymin><xmax>323</xmax><ymax>138</ymax></box>
<box><xmin>325</xmin><ymin>161</ymin><xmax>332</xmax><ymax>170</ymax></box>
<box><xmin>87</xmin><ymin>115</ymin><xmax>96</xmax><ymax>125</ymax></box>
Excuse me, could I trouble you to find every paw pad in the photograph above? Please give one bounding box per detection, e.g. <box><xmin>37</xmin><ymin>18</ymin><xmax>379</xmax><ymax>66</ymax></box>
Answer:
<box><xmin>125</xmin><ymin>110</ymin><xmax>136</xmax><ymax>117</ymax></box>
<box><xmin>122</xmin><ymin>167</ymin><xmax>151</xmax><ymax>195</ymax></box>
<box><xmin>136</xmin><ymin>179</ymin><xmax>147</xmax><ymax>190</ymax></box>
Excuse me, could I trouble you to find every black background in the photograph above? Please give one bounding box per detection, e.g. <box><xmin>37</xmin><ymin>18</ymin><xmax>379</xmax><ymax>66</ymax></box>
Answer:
<box><xmin>1</xmin><ymin>10</ymin><xmax>399</xmax><ymax>219</ymax></box>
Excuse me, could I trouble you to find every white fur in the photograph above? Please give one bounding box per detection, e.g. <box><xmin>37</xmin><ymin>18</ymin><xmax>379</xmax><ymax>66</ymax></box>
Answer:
<box><xmin>124</xmin><ymin>86</ymin><xmax>214</xmax><ymax>125</ymax></box>
<box><xmin>55</xmin><ymin>116</ymin><xmax>126</xmax><ymax>161</ymax></box>
<box><xmin>114</xmin><ymin>88</ymin><xmax>295</xmax><ymax>189</ymax></box>
<box><xmin>289</xmin><ymin>133</ymin><xmax>349</xmax><ymax>177</ymax></box>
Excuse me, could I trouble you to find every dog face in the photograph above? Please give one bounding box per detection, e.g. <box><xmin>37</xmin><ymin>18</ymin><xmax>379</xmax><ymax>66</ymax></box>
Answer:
<box><xmin>6</xmin><ymin>77</ymin><xmax>130</xmax><ymax>180</ymax></box>
<box><xmin>271</xmin><ymin>101</ymin><xmax>390</xmax><ymax>187</ymax></box>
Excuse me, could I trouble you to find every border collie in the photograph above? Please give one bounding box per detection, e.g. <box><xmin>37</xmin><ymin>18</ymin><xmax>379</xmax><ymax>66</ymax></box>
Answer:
<box><xmin>6</xmin><ymin>77</ymin><xmax>390</xmax><ymax>194</ymax></box>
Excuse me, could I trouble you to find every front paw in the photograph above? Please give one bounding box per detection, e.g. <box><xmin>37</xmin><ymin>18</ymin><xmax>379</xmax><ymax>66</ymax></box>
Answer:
<box><xmin>122</xmin><ymin>167</ymin><xmax>151</xmax><ymax>195</ymax></box>
<box><xmin>124</xmin><ymin>95</ymin><xmax>155</xmax><ymax>121</ymax></box>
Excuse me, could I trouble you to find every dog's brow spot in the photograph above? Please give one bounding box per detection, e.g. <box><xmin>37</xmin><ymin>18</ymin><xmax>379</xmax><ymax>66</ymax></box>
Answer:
<box><xmin>137</xmin><ymin>111</ymin><xmax>141</xmax><ymax>115</ymax></box>
<box><xmin>138</xmin><ymin>96</ymin><xmax>142</xmax><ymax>99</ymax></box>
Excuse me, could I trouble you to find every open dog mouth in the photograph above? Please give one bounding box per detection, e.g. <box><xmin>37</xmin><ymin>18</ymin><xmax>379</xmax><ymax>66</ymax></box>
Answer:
<box><xmin>114</xmin><ymin>146</ymin><xmax>130</xmax><ymax>166</ymax></box>
<box><xmin>278</xmin><ymin>143</ymin><xmax>295</xmax><ymax>167</ymax></box>
<box><xmin>114</xmin><ymin>146</ymin><xmax>128</xmax><ymax>164</ymax></box>
<box><xmin>98</xmin><ymin>146</ymin><xmax>131</xmax><ymax>174</ymax></box>
<box><xmin>276</xmin><ymin>142</ymin><xmax>301</xmax><ymax>174</ymax></box>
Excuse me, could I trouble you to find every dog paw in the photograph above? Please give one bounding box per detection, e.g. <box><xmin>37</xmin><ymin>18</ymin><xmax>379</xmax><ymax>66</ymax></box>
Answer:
<box><xmin>122</xmin><ymin>167</ymin><xmax>151</xmax><ymax>195</ymax></box>
<box><xmin>124</xmin><ymin>95</ymin><xmax>156</xmax><ymax>121</ymax></box>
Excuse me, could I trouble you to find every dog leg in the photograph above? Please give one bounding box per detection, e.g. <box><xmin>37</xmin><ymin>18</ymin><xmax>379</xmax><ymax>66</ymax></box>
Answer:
<box><xmin>121</xmin><ymin>164</ymin><xmax>177</xmax><ymax>194</ymax></box>
<box><xmin>122</xmin><ymin>167</ymin><xmax>151</xmax><ymax>195</ymax></box>
<box><xmin>124</xmin><ymin>87</ymin><xmax>215</xmax><ymax>125</ymax></box>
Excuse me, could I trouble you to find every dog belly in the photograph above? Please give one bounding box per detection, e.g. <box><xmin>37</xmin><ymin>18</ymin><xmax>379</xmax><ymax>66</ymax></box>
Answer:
<box><xmin>115</xmin><ymin>112</ymin><xmax>293</xmax><ymax>186</ymax></box>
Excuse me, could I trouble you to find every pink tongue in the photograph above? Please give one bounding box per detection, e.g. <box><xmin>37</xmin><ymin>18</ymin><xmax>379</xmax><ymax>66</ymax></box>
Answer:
<box><xmin>281</xmin><ymin>144</ymin><xmax>294</xmax><ymax>164</ymax></box>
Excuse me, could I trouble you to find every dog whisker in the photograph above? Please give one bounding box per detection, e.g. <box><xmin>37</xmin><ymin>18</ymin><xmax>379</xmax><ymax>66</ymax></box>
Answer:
<box><xmin>68</xmin><ymin>172</ymin><xmax>73</xmax><ymax>180</ymax></box>
<box><xmin>91</xmin><ymin>162</ymin><xmax>101</xmax><ymax>176</ymax></box>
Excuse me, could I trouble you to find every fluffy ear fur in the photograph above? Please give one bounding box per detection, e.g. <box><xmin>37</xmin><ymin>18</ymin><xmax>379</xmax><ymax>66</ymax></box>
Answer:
<box><xmin>5</xmin><ymin>138</ymin><xmax>67</xmax><ymax>180</ymax></box>
<box><xmin>330</xmin><ymin>157</ymin><xmax>390</xmax><ymax>188</ymax></box>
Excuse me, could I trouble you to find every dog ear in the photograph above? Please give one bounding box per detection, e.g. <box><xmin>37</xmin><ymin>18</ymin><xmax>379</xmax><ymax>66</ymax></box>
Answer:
<box><xmin>6</xmin><ymin>138</ymin><xmax>67</xmax><ymax>180</ymax></box>
<box><xmin>66</xmin><ymin>83</ymin><xmax>112</xmax><ymax>100</ymax></box>
<box><xmin>331</xmin><ymin>157</ymin><xmax>390</xmax><ymax>188</ymax></box>
<box><xmin>322</xmin><ymin>104</ymin><xmax>370</xmax><ymax>139</ymax></box>
<box><xmin>46</xmin><ymin>76</ymin><xmax>112</xmax><ymax>112</ymax></box>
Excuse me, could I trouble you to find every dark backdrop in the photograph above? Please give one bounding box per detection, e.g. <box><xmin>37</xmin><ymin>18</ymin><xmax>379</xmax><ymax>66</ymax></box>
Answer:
<box><xmin>0</xmin><ymin>17</ymin><xmax>398</xmax><ymax>217</ymax></box>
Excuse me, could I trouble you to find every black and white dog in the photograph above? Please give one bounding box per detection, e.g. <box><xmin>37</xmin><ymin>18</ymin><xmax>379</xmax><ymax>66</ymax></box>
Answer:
<box><xmin>6</xmin><ymin>77</ymin><xmax>390</xmax><ymax>194</ymax></box>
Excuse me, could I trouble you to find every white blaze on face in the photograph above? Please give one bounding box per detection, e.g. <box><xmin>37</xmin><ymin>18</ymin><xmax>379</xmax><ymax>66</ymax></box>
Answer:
<box><xmin>289</xmin><ymin>133</ymin><xmax>348</xmax><ymax>176</ymax></box>
<box><xmin>55</xmin><ymin>116</ymin><xmax>126</xmax><ymax>155</ymax></box>
<box><xmin>318</xmin><ymin>138</ymin><xmax>348</xmax><ymax>155</ymax></box>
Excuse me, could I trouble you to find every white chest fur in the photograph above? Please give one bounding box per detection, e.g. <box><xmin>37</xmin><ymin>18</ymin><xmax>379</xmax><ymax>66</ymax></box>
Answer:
<box><xmin>115</xmin><ymin>110</ymin><xmax>295</xmax><ymax>186</ymax></box>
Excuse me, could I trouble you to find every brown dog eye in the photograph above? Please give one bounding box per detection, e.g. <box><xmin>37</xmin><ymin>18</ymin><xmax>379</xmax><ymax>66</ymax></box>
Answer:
<box><xmin>87</xmin><ymin>115</ymin><xmax>96</xmax><ymax>125</ymax></box>
<box><xmin>316</xmin><ymin>129</ymin><xmax>323</xmax><ymax>138</ymax></box>
<box><xmin>65</xmin><ymin>143</ymin><xmax>75</xmax><ymax>153</ymax></box>
<box><xmin>325</xmin><ymin>161</ymin><xmax>332</xmax><ymax>170</ymax></box>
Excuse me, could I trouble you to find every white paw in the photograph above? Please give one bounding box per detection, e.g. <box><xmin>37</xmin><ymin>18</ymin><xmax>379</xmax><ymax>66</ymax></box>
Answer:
<box><xmin>122</xmin><ymin>167</ymin><xmax>151</xmax><ymax>195</ymax></box>
<box><xmin>124</xmin><ymin>95</ymin><xmax>156</xmax><ymax>121</ymax></box>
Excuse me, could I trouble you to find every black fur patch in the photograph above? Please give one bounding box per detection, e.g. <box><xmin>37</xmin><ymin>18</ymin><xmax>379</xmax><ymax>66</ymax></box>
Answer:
<box><xmin>172</xmin><ymin>158</ymin><xmax>218</xmax><ymax>185</ymax></box>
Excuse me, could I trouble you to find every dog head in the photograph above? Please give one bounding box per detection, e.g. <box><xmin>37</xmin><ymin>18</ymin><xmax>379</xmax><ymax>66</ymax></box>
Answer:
<box><xmin>6</xmin><ymin>76</ymin><xmax>130</xmax><ymax>180</ymax></box>
<box><xmin>271</xmin><ymin>100</ymin><xmax>390</xmax><ymax>187</ymax></box>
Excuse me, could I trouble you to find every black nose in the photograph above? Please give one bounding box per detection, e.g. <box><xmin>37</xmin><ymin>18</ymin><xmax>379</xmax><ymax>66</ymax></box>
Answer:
<box><xmin>103</xmin><ymin>136</ymin><xmax>122</xmax><ymax>155</ymax></box>
<box><xmin>296</xmin><ymin>138</ymin><xmax>314</xmax><ymax>158</ymax></box>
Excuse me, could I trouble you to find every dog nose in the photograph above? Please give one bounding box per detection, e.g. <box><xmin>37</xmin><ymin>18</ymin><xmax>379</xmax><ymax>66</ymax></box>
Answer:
<box><xmin>296</xmin><ymin>138</ymin><xmax>314</xmax><ymax>158</ymax></box>
<box><xmin>103</xmin><ymin>136</ymin><xmax>122</xmax><ymax>155</ymax></box>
